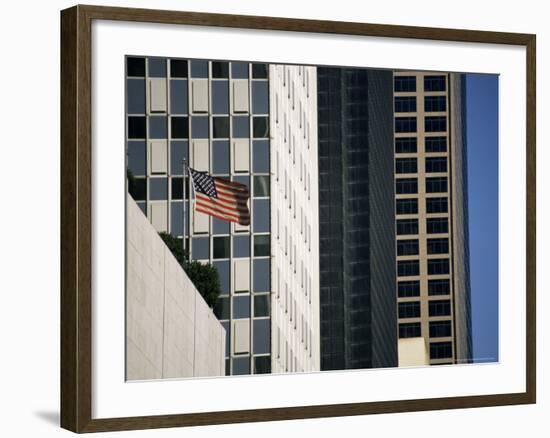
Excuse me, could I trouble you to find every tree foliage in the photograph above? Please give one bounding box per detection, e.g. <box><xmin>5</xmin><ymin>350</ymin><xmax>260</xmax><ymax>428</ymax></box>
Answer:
<box><xmin>158</xmin><ymin>232</ymin><xmax>220</xmax><ymax>308</ymax></box>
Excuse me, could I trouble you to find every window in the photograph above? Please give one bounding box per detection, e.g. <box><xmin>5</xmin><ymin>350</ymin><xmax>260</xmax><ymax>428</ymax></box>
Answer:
<box><xmin>427</xmin><ymin>238</ymin><xmax>449</xmax><ymax>254</ymax></box>
<box><xmin>398</xmin><ymin>260</ymin><xmax>420</xmax><ymax>277</ymax></box>
<box><xmin>425</xmin><ymin>95</ymin><xmax>447</xmax><ymax>112</ymax></box>
<box><xmin>394</xmin><ymin>76</ymin><xmax>416</xmax><ymax>92</ymax></box>
<box><xmin>252</xmin><ymin>82</ymin><xmax>269</xmax><ymax>114</ymax></box>
<box><xmin>394</xmin><ymin>96</ymin><xmax>417</xmax><ymax>112</ymax></box>
<box><xmin>127</xmin><ymin>141</ymin><xmax>146</xmax><ymax>176</ymax></box>
<box><xmin>398</xmin><ymin>281</ymin><xmax>420</xmax><ymax>297</ymax></box>
<box><xmin>398</xmin><ymin>301</ymin><xmax>420</xmax><ymax>318</ymax></box>
<box><xmin>396</xmin><ymin>198</ymin><xmax>418</xmax><ymax>215</ymax></box>
<box><xmin>397</xmin><ymin>219</ymin><xmax>419</xmax><ymax>235</ymax></box>
<box><xmin>253</xmin><ymin>140</ymin><xmax>270</xmax><ymax>173</ymax></box>
<box><xmin>430</xmin><ymin>320</ymin><xmax>452</xmax><ymax>338</ymax></box>
<box><xmin>212</xmin><ymin>81</ymin><xmax>229</xmax><ymax>114</ymax></box>
<box><xmin>253</xmin><ymin>199</ymin><xmax>270</xmax><ymax>233</ymax></box>
<box><xmin>425</xmin><ymin>136</ymin><xmax>447</xmax><ymax>152</ymax></box>
<box><xmin>170</xmin><ymin>59</ymin><xmax>188</xmax><ymax>78</ymax></box>
<box><xmin>425</xmin><ymin>116</ymin><xmax>447</xmax><ymax>132</ymax></box>
<box><xmin>231</xmin><ymin>62</ymin><xmax>249</xmax><ymax>79</ymax></box>
<box><xmin>395</xmin><ymin>137</ymin><xmax>417</xmax><ymax>153</ymax></box>
<box><xmin>253</xmin><ymin>258</ymin><xmax>270</xmax><ymax>292</ymax></box>
<box><xmin>149</xmin><ymin>178</ymin><xmax>168</xmax><ymax>200</ymax></box>
<box><xmin>253</xmin><ymin>295</ymin><xmax>269</xmax><ymax>317</ymax></box>
<box><xmin>127</xmin><ymin>57</ymin><xmax>145</xmax><ymax>76</ymax></box>
<box><xmin>254</xmin><ymin>356</ymin><xmax>271</xmax><ymax>374</ymax></box>
<box><xmin>170</xmin><ymin>116</ymin><xmax>188</xmax><ymax>139</ymax></box>
<box><xmin>149</xmin><ymin>116</ymin><xmax>167</xmax><ymax>139</ymax></box>
<box><xmin>252</xmin><ymin>63</ymin><xmax>268</xmax><ymax>79</ymax></box>
<box><xmin>214</xmin><ymin>296</ymin><xmax>230</xmax><ymax>320</ymax></box>
<box><xmin>212</xmin><ymin>117</ymin><xmax>229</xmax><ymax>138</ymax></box>
<box><xmin>395</xmin><ymin>117</ymin><xmax>417</xmax><ymax>133</ymax></box>
<box><xmin>190</xmin><ymin>60</ymin><xmax>208</xmax><ymax>78</ymax></box>
<box><xmin>430</xmin><ymin>342</ymin><xmax>453</xmax><ymax>359</ymax></box>
<box><xmin>429</xmin><ymin>300</ymin><xmax>451</xmax><ymax>316</ymax></box>
<box><xmin>233</xmin><ymin>295</ymin><xmax>250</xmax><ymax>319</ymax></box>
<box><xmin>254</xmin><ymin>175</ymin><xmax>270</xmax><ymax>197</ymax></box>
<box><xmin>212</xmin><ymin>61</ymin><xmax>229</xmax><ymax>78</ymax></box>
<box><xmin>128</xmin><ymin>177</ymin><xmax>146</xmax><ymax>201</ymax></box>
<box><xmin>428</xmin><ymin>258</ymin><xmax>450</xmax><ymax>275</ymax></box>
<box><xmin>426</xmin><ymin>177</ymin><xmax>448</xmax><ymax>193</ymax></box>
<box><xmin>424</xmin><ymin>75</ymin><xmax>446</xmax><ymax>92</ymax></box>
<box><xmin>396</xmin><ymin>158</ymin><xmax>418</xmax><ymax>174</ymax></box>
<box><xmin>233</xmin><ymin>116</ymin><xmax>250</xmax><ymax>138</ymax></box>
<box><xmin>232</xmin><ymin>235</ymin><xmax>250</xmax><ymax>258</ymax></box>
<box><xmin>427</xmin><ymin>218</ymin><xmax>448</xmax><ymax>234</ymax></box>
<box><xmin>397</xmin><ymin>239</ymin><xmax>419</xmax><ymax>256</ymax></box>
<box><xmin>191</xmin><ymin>237</ymin><xmax>209</xmax><ymax>260</ymax></box>
<box><xmin>191</xmin><ymin>116</ymin><xmax>209</xmax><ymax>139</ymax></box>
<box><xmin>426</xmin><ymin>197</ymin><xmax>448</xmax><ymax>213</ymax></box>
<box><xmin>171</xmin><ymin>177</ymin><xmax>185</xmax><ymax>200</ymax></box>
<box><xmin>399</xmin><ymin>322</ymin><xmax>421</xmax><ymax>338</ymax></box>
<box><xmin>253</xmin><ymin>117</ymin><xmax>270</xmax><ymax>138</ymax></box>
<box><xmin>128</xmin><ymin>116</ymin><xmax>146</xmax><ymax>138</ymax></box>
<box><xmin>212</xmin><ymin>140</ymin><xmax>230</xmax><ymax>174</ymax></box>
<box><xmin>426</xmin><ymin>157</ymin><xmax>447</xmax><ymax>173</ymax></box>
<box><xmin>127</xmin><ymin>79</ymin><xmax>145</xmax><ymax>114</ymax></box>
<box><xmin>170</xmin><ymin>80</ymin><xmax>188</xmax><ymax>114</ymax></box>
<box><xmin>213</xmin><ymin>236</ymin><xmax>230</xmax><ymax>259</ymax></box>
<box><xmin>253</xmin><ymin>319</ymin><xmax>270</xmax><ymax>354</ymax></box>
<box><xmin>428</xmin><ymin>279</ymin><xmax>451</xmax><ymax>295</ymax></box>
<box><xmin>396</xmin><ymin>178</ymin><xmax>418</xmax><ymax>194</ymax></box>
<box><xmin>148</xmin><ymin>58</ymin><xmax>166</xmax><ymax>78</ymax></box>
<box><xmin>254</xmin><ymin>235</ymin><xmax>270</xmax><ymax>256</ymax></box>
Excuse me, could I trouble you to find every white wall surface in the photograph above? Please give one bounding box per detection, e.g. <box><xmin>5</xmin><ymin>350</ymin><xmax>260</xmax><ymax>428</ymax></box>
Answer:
<box><xmin>0</xmin><ymin>0</ymin><xmax>546</xmax><ymax>437</ymax></box>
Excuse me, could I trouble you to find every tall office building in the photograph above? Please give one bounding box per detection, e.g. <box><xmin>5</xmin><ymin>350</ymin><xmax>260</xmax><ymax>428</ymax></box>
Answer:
<box><xmin>393</xmin><ymin>71</ymin><xmax>472</xmax><ymax>365</ymax></box>
<box><xmin>317</xmin><ymin>67</ymin><xmax>398</xmax><ymax>371</ymax></box>
<box><xmin>125</xmin><ymin>57</ymin><xmax>320</xmax><ymax>376</ymax></box>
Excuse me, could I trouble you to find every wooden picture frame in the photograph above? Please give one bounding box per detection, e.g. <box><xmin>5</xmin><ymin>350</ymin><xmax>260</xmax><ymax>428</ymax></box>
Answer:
<box><xmin>60</xmin><ymin>4</ymin><xmax>536</xmax><ymax>433</ymax></box>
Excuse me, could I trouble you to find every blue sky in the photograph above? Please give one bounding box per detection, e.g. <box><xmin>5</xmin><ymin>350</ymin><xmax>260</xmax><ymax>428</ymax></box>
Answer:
<box><xmin>465</xmin><ymin>74</ymin><xmax>499</xmax><ymax>362</ymax></box>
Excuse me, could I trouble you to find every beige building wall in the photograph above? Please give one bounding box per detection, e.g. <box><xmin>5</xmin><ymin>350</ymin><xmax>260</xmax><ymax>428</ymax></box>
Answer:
<box><xmin>398</xmin><ymin>338</ymin><xmax>430</xmax><ymax>367</ymax></box>
<box><xmin>126</xmin><ymin>194</ymin><xmax>225</xmax><ymax>380</ymax></box>
<box><xmin>269</xmin><ymin>64</ymin><xmax>320</xmax><ymax>373</ymax></box>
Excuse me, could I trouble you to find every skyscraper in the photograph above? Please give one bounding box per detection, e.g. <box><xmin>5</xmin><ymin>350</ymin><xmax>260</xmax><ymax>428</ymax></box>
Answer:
<box><xmin>125</xmin><ymin>57</ymin><xmax>320</xmax><ymax>376</ymax></box>
<box><xmin>393</xmin><ymin>71</ymin><xmax>472</xmax><ymax>365</ymax></box>
<box><xmin>317</xmin><ymin>67</ymin><xmax>398</xmax><ymax>371</ymax></box>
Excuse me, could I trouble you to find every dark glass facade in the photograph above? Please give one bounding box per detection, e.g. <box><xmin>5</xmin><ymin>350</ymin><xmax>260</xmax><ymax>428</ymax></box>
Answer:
<box><xmin>317</xmin><ymin>67</ymin><xmax>397</xmax><ymax>370</ymax></box>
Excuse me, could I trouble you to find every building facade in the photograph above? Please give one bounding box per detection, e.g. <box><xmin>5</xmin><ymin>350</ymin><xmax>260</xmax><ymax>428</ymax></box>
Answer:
<box><xmin>393</xmin><ymin>71</ymin><xmax>473</xmax><ymax>365</ymax></box>
<box><xmin>317</xmin><ymin>67</ymin><xmax>398</xmax><ymax>371</ymax></box>
<box><xmin>269</xmin><ymin>65</ymin><xmax>321</xmax><ymax>373</ymax></box>
<box><xmin>125</xmin><ymin>57</ymin><xmax>320</xmax><ymax>376</ymax></box>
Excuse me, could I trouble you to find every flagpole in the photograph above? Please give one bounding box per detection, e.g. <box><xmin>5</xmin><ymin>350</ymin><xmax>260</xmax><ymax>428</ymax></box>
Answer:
<box><xmin>182</xmin><ymin>157</ymin><xmax>187</xmax><ymax>258</ymax></box>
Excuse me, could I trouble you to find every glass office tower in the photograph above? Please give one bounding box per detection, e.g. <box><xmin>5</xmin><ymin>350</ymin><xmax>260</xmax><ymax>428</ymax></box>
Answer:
<box><xmin>317</xmin><ymin>67</ymin><xmax>398</xmax><ymax>370</ymax></box>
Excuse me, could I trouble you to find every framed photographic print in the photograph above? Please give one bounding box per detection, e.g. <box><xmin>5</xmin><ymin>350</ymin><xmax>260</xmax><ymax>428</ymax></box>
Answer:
<box><xmin>60</xmin><ymin>4</ymin><xmax>536</xmax><ymax>433</ymax></box>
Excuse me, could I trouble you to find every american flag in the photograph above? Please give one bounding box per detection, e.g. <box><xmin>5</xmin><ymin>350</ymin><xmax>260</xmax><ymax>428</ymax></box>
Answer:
<box><xmin>188</xmin><ymin>168</ymin><xmax>250</xmax><ymax>226</ymax></box>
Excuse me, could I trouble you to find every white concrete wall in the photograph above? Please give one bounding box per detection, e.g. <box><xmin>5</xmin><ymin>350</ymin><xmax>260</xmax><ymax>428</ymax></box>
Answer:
<box><xmin>126</xmin><ymin>194</ymin><xmax>225</xmax><ymax>380</ymax></box>
<box><xmin>269</xmin><ymin>65</ymin><xmax>320</xmax><ymax>373</ymax></box>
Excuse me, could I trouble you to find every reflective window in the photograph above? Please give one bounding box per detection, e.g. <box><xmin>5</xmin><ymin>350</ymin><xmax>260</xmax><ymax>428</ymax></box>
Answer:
<box><xmin>148</xmin><ymin>57</ymin><xmax>166</xmax><ymax>77</ymax></box>
<box><xmin>170</xmin><ymin>141</ymin><xmax>188</xmax><ymax>175</ymax></box>
<box><xmin>212</xmin><ymin>81</ymin><xmax>229</xmax><ymax>114</ymax></box>
<box><xmin>396</xmin><ymin>178</ymin><xmax>418</xmax><ymax>194</ymax></box>
<box><xmin>427</xmin><ymin>218</ymin><xmax>449</xmax><ymax>234</ymax></box>
<box><xmin>191</xmin><ymin>237</ymin><xmax>209</xmax><ymax>260</ymax></box>
<box><xmin>399</xmin><ymin>322</ymin><xmax>421</xmax><ymax>338</ymax></box>
<box><xmin>253</xmin><ymin>117</ymin><xmax>270</xmax><ymax>138</ymax></box>
<box><xmin>128</xmin><ymin>116</ymin><xmax>146</xmax><ymax>138</ymax></box>
<box><xmin>253</xmin><ymin>199</ymin><xmax>270</xmax><ymax>233</ymax></box>
<box><xmin>425</xmin><ymin>95</ymin><xmax>447</xmax><ymax>112</ymax></box>
<box><xmin>428</xmin><ymin>279</ymin><xmax>451</xmax><ymax>295</ymax></box>
<box><xmin>426</xmin><ymin>177</ymin><xmax>448</xmax><ymax>193</ymax></box>
<box><xmin>254</xmin><ymin>176</ymin><xmax>270</xmax><ymax>197</ymax></box>
<box><xmin>430</xmin><ymin>342</ymin><xmax>453</xmax><ymax>359</ymax></box>
<box><xmin>394</xmin><ymin>96</ymin><xmax>417</xmax><ymax>112</ymax></box>
<box><xmin>397</xmin><ymin>239</ymin><xmax>419</xmax><ymax>256</ymax></box>
<box><xmin>398</xmin><ymin>301</ymin><xmax>420</xmax><ymax>318</ymax></box>
<box><xmin>212</xmin><ymin>61</ymin><xmax>229</xmax><ymax>78</ymax></box>
<box><xmin>231</xmin><ymin>62</ymin><xmax>249</xmax><ymax>79</ymax></box>
<box><xmin>213</xmin><ymin>260</ymin><xmax>230</xmax><ymax>294</ymax></box>
<box><xmin>232</xmin><ymin>116</ymin><xmax>250</xmax><ymax>138</ymax></box>
<box><xmin>396</xmin><ymin>219</ymin><xmax>419</xmax><ymax>235</ymax></box>
<box><xmin>396</xmin><ymin>198</ymin><xmax>418</xmax><ymax>215</ymax></box>
<box><xmin>212</xmin><ymin>140</ymin><xmax>230</xmax><ymax>174</ymax></box>
<box><xmin>254</xmin><ymin>235</ymin><xmax>270</xmax><ymax>257</ymax></box>
<box><xmin>190</xmin><ymin>60</ymin><xmax>208</xmax><ymax>78</ymax></box>
<box><xmin>429</xmin><ymin>300</ymin><xmax>451</xmax><ymax>317</ymax></box>
<box><xmin>253</xmin><ymin>319</ymin><xmax>270</xmax><ymax>354</ymax></box>
<box><xmin>170</xmin><ymin>80</ymin><xmax>188</xmax><ymax>114</ymax></box>
<box><xmin>253</xmin><ymin>258</ymin><xmax>270</xmax><ymax>292</ymax></box>
<box><xmin>191</xmin><ymin>116</ymin><xmax>209</xmax><ymax>139</ymax></box>
<box><xmin>426</xmin><ymin>157</ymin><xmax>447</xmax><ymax>173</ymax></box>
<box><xmin>233</xmin><ymin>295</ymin><xmax>250</xmax><ymax>319</ymax></box>
<box><xmin>127</xmin><ymin>79</ymin><xmax>145</xmax><ymax>114</ymax></box>
<box><xmin>424</xmin><ymin>75</ymin><xmax>446</xmax><ymax>92</ymax></box>
<box><xmin>169</xmin><ymin>202</ymin><xmax>183</xmax><ymax>236</ymax></box>
<box><xmin>395</xmin><ymin>117</ymin><xmax>417</xmax><ymax>133</ymax></box>
<box><xmin>213</xmin><ymin>236</ymin><xmax>230</xmax><ymax>259</ymax></box>
<box><xmin>126</xmin><ymin>57</ymin><xmax>145</xmax><ymax>77</ymax></box>
<box><xmin>395</xmin><ymin>137</ymin><xmax>417</xmax><ymax>153</ymax></box>
<box><xmin>398</xmin><ymin>281</ymin><xmax>420</xmax><ymax>297</ymax></box>
<box><xmin>396</xmin><ymin>158</ymin><xmax>417</xmax><ymax>174</ymax></box>
<box><xmin>213</xmin><ymin>116</ymin><xmax>229</xmax><ymax>138</ymax></box>
<box><xmin>394</xmin><ymin>76</ymin><xmax>416</xmax><ymax>92</ymax></box>
<box><xmin>127</xmin><ymin>141</ymin><xmax>146</xmax><ymax>176</ymax></box>
<box><xmin>254</xmin><ymin>295</ymin><xmax>270</xmax><ymax>317</ymax></box>
<box><xmin>425</xmin><ymin>116</ymin><xmax>447</xmax><ymax>132</ymax></box>
<box><xmin>170</xmin><ymin>59</ymin><xmax>188</xmax><ymax>78</ymax></box>
<box><xmin>253</xmin><ymin>140</ymin><xmax>270</xmax><ymax>173</ymax></box>
<box><xmin>212</xmin><ymin>217</ymin><xmax>230</xmax><ymax>235</ymax></box>
<box><xmin>397</xmin><ymin>260</ymin><xmax>420</xmax><ymax>277</ymax></box>
<box><xmin>425</xmin><ymin>136</ymin><xmax>447</xmax><ymax>152</ymax></box>
<box><xmin>427</xmin><ymin>238</ymin><xmax>449</xmax><ymax>254</ymax></box>
<box><xmin>426</xmin><ymin>197</ymin><xmax>448</xmax><ymax>213</ymax></box>
<box><xmin>149</xmin><ymin>116</ymin><xmax>167</xmax><ymax>139</ymax></box>
<box><xmin>150</xmin><ymin>178</ymin><xmax>168</xmax><ymax>200</ymax></box>
<box><xmin>252</xmin><ymin>63</ymin><xmax>268</xmax><ymax>79</ymax></box>
<box><xmin>252</xmin><ymin>82</ymin><xmax>269</xmax><ymax>114</ymax></box>
<box><xmin>428</xmin><ymin>258</ymin><xmax>450</xmax><ymax>275</ymax></box>
<box><xmin>214</xmin><ymin>296</ymin><xmax>230</xmax><ymax>320</ymax></box>
<box><xmin>254</xmin><ymin>356</ymin><xmax>271</xmax><ymax>374</ymax></box>
<box><xmin>430</xmin><ymin>320</ymin><xmax>452</xmax><ymax>338</ymax></box>
<box><xmin>232</xmin><ymin>357</ymin><xmax>250</xmax><ymax>375</ymax></box>
<box><xmin>171</xmin><ymin>116</ymin><xmax>189</xmax><ymax>138</ymax></box>
<box><xmin>233</xmin><ymin>235</ymin><xmax>250</xmax><ymax>258</ymax></box>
